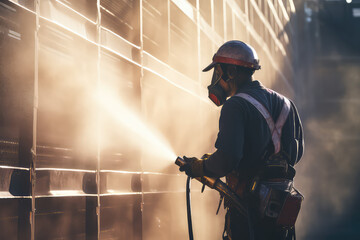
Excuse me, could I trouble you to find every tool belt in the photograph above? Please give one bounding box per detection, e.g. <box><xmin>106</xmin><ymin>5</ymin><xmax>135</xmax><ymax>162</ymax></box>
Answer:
<box><xmin>225</xmin><ymin>156</ymin><xmax>304</xmax><ymax>228</ymax></box>
<box><xmin>257</xmin><ymin>179</ymin><xmax>303</xmax><ymax>228</ymax></box>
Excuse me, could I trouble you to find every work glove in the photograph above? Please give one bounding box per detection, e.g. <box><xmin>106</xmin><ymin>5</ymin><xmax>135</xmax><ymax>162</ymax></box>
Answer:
<box><xmin>179</xmin><ymin>156</ymin><xmax>205</xmax><ymax>178</ymax></box>
<box><xmin>201</xmin><ymin>153</ymin><xmax>212</xmax><ymax>161</ymax></box>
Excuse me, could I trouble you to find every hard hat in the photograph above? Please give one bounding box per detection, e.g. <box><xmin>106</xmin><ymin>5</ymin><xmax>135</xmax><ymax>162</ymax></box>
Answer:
<box><xmin>203</xmin><ymin>40</ymin><xmax>261</xmax><ymax>72</ymax></box>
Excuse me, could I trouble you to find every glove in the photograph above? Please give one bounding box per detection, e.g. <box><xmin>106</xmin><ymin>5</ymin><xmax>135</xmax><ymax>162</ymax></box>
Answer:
<box><xmin>179</xmin><ymin>156</ymin><xmax>205</xmax><ymax>178</ymax></box>
<box><xmin>201</xmin><ymin>153</ymin><xmax>212</xmax><ymax>160</ymax></box>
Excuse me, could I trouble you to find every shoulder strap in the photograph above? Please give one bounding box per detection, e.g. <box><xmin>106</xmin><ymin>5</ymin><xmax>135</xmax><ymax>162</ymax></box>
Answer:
<box><xmin>234</xmin><ymin>92</ymin><xmax>291</xmax><ymax>154</ymax></box>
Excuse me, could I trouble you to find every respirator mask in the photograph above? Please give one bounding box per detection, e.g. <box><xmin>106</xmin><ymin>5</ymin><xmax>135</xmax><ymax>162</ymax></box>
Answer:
<box><xmin>207</xmin><ymin>64</ymin><xmax>228</xmax><ymax>106</ymax></box>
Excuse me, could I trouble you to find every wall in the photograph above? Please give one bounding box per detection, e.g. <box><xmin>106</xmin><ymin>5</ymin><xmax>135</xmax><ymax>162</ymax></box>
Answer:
<box><xmin>0</xmin><ymin>0</ymin><xmax>298</xmax><ymax>239</ymax></box>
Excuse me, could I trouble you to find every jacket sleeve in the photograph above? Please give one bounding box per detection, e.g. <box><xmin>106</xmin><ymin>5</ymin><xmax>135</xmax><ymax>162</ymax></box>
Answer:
<box><xmin>291</xmin><ymin>101</ymin><xmax>304</xmax><ymax>164</ymax></box>
<box><xmin>203</xmin><ymin>100</ymin><xmax>245</xmax><ymax>178</ymax></box>
<box><xmin>204</xmin><ymin>149</ymin><xmax>237</xmax><ymax>178</ymax></box>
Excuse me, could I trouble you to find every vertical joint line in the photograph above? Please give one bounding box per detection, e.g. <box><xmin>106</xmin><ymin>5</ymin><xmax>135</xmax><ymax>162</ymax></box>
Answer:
<box><xmin>31</xmin><ymin>1</ymin><xmax>40</xmax><ymax>240</ymax></box>
<box><xmin>232</xmin><ymin>9</ymin><xmax>235</xmax><ymax>39</ymax></box>
<box><xmin>210</xmin><ymin>0</ymin><xmax>214</xmax><ymax>30</ymax></box>
<box><xmin>139</xmin><ymin>0</ymin><xmax>145</xmax><ymax>215</ymax></box>
<box><xmin>96</xmin><ymin>0</ymin><xmax>102</xmax><ymax>239</ymax></box>
<box><xmin>167</xmin><ymin>0</ymin><xmax>171</xmax><ymax>62</ymax></box>
<box><xmin>223</xmin><ymin>0</ymin><xmax>227</xmax><ymax>41</ymax></box>
<box><xmin>245</xmin><ymin>0</ymin><xmax>249</xmax><ymax>41</ymax></box>
<box><xmin>196</xmin><ymin>0</ymin><xmax>201</xmax><ymax>83</ymax></box>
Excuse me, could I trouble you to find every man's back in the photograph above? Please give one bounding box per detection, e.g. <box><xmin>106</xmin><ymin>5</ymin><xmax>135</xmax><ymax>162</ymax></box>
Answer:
<box><xmin>205</xmin><ymin>80</ymin><xmax>304</xmax><ymax>178</ymax></box>
<box><xmin>211</xmin><ymin>80</ymin><xmax>304</xmax><ymax>240</ymax></box>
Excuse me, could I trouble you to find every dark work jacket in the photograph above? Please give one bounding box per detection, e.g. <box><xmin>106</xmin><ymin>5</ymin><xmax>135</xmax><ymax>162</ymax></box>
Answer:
<box><xmin>204</xmin><ymin>80</ymin><xmax>304</xmax><ymax>179</ymax></box>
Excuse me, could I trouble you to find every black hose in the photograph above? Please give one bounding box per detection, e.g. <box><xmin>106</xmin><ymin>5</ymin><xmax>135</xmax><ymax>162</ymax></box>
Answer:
<box><xmin>186</xmin><ymin>176</ymin><xmax>194</xmax><ymax>240</ymax></box>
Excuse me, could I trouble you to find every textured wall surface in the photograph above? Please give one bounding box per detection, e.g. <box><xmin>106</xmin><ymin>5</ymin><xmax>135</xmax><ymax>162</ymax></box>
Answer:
<box><xmin>0</xmin><ymin>0</ymin><xmax>298</xmax><ymax>239</ymax></box>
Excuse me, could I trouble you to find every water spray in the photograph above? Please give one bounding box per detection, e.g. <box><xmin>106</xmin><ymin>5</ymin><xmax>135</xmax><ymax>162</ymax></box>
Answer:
<box><xmin>95</xmin><ymin>87</ymin><xmax>177</xmax><ymax>163</ymax></box>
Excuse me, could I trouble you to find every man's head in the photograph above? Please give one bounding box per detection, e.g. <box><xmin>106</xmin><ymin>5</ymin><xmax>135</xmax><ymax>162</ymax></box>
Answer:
<box><xmin>221</xmin><ymin>63</ymin><xmax>255</xmax><ymax>95</ymax></box>
<box><xmin>203</xmin><ymin>40</ymin><xmax>260</xmax><ymax>106</ymax></box>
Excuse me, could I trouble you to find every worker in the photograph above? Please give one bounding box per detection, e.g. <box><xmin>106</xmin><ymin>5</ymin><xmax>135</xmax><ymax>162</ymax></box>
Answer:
<box><xmin>179</xmin><ymin>40</ymin><xmax>304</xmax><ymax>240</ymax></box>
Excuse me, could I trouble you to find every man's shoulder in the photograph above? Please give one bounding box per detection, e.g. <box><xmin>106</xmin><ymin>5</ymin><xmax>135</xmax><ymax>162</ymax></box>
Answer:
<box><xmin>224</xmin><ymin>94</ymin><xmax>249</xmax><ymax>110</ymax></box>
<box><xmin>220</xmin><ymin>94</ymin><xmax>253</xmax><ymax>119</ymax></box>
<box><xmin>231</xmin><ymin>85</ymin><xmax>269</xmax><ymax>105</ymax></box>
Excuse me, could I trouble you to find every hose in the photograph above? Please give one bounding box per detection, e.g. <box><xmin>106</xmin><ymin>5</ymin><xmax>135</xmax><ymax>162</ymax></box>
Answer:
<box><xmin>186</xmin><ymin>176</ymin><xmax>194</xmax><ymax>240</ymax></box>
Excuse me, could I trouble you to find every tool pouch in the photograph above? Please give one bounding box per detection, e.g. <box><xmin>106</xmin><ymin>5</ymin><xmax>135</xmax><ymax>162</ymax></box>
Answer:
<box><xmin>276</xmin><ymin>187</ymin><xmax>304</xmax><ymax>227</ymax></box>
<box><xmin>257</xmin><ymin>180</ymin><xmax>303</xmax><ymax>228</ymax></box>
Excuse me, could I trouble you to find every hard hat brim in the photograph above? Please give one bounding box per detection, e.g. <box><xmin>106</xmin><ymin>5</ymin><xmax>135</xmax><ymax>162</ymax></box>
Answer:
<box><xmin>202</xmin><ymin>62</ymin><xmax>217</xmax><ymax>72</ymax></box>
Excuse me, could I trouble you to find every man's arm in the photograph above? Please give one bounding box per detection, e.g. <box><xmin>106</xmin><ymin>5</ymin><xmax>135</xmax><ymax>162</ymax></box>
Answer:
<box><xmin>291</xmin><ymin>101</ymin><xmax>304</xmax><ymax>164</ymax></box>
<box><xmin>179</xmin><ymin>99</ymin><xmax>246</xmax><ymax>178</ymax></box>
<box><xmin>204</xmin><ymin>99</ymin><xmax>246</xmax><ymax>178</ymax></box>
<box><xmin>203</xmin><ymin>149</ymin><xmax>237</xmax><ymax>178</ymax></box>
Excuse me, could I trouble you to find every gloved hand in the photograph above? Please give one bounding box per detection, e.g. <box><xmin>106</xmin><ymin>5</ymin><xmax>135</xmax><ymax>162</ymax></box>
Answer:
<box><xmin>201</xmin><ymin>153</ymin><xmax>212</xmax><ymax>161</ymax></box>
<box><xmin>179</xmin><ymin>156</ymin><xmax>205</xmax><ymax>178</ymax></box>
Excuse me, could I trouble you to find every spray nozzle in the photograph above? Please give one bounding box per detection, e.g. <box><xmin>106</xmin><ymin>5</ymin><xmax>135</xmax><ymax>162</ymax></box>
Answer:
<box><xmin>175</xmin><ymin>156</ymin><xmax>187</xmax><ymax>167</ymax></box>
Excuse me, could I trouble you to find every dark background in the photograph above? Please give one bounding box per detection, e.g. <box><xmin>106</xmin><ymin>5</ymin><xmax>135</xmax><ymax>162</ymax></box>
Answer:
<box><xmin>295</xmin><ymin>0</ymin><xmax>360</xmax><ymax>239</ymax></box>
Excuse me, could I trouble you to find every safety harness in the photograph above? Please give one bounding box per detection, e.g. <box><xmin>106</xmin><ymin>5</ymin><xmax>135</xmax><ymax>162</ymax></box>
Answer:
<box><xmin>226</xmin><ymin>92</ymin><xmax>291</xmax><ymax>196</ymax></box>
<box><xmin>223</xmin><ymin>92</ymin><xmax>303</xmax><ymax>240</ymax></box>
<box><xmin>235</xmin><ymin>92</ymin><xmax>291</xmax><ymax>154</ymax></box>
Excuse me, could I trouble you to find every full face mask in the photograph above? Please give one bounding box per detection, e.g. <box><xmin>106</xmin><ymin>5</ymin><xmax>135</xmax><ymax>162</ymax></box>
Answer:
<box><xmin>207</xmin><ymin>64</ymin><xmax>228</xmax><ymax>106</ymax></box>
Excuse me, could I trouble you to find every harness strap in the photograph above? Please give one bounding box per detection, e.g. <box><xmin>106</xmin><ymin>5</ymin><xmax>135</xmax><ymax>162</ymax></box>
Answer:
<box><xmin>234</xmin><ymin>92</ymin><xmax>291</xmax><ymax>154</ymax></box>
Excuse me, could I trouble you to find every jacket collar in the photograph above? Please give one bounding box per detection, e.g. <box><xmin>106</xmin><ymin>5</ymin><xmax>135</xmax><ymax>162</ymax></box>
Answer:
<box><xmin>236</xmin><ymin>80</ymin><xmax>263</xmax><ymax>93</ymax></box>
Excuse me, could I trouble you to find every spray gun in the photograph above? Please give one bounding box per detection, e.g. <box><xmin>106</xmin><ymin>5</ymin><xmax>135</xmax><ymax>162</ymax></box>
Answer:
<box><xmin>175</xmin><ymin>156</ymin><xmax>247</xmax><ymax>216</ymax></box>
